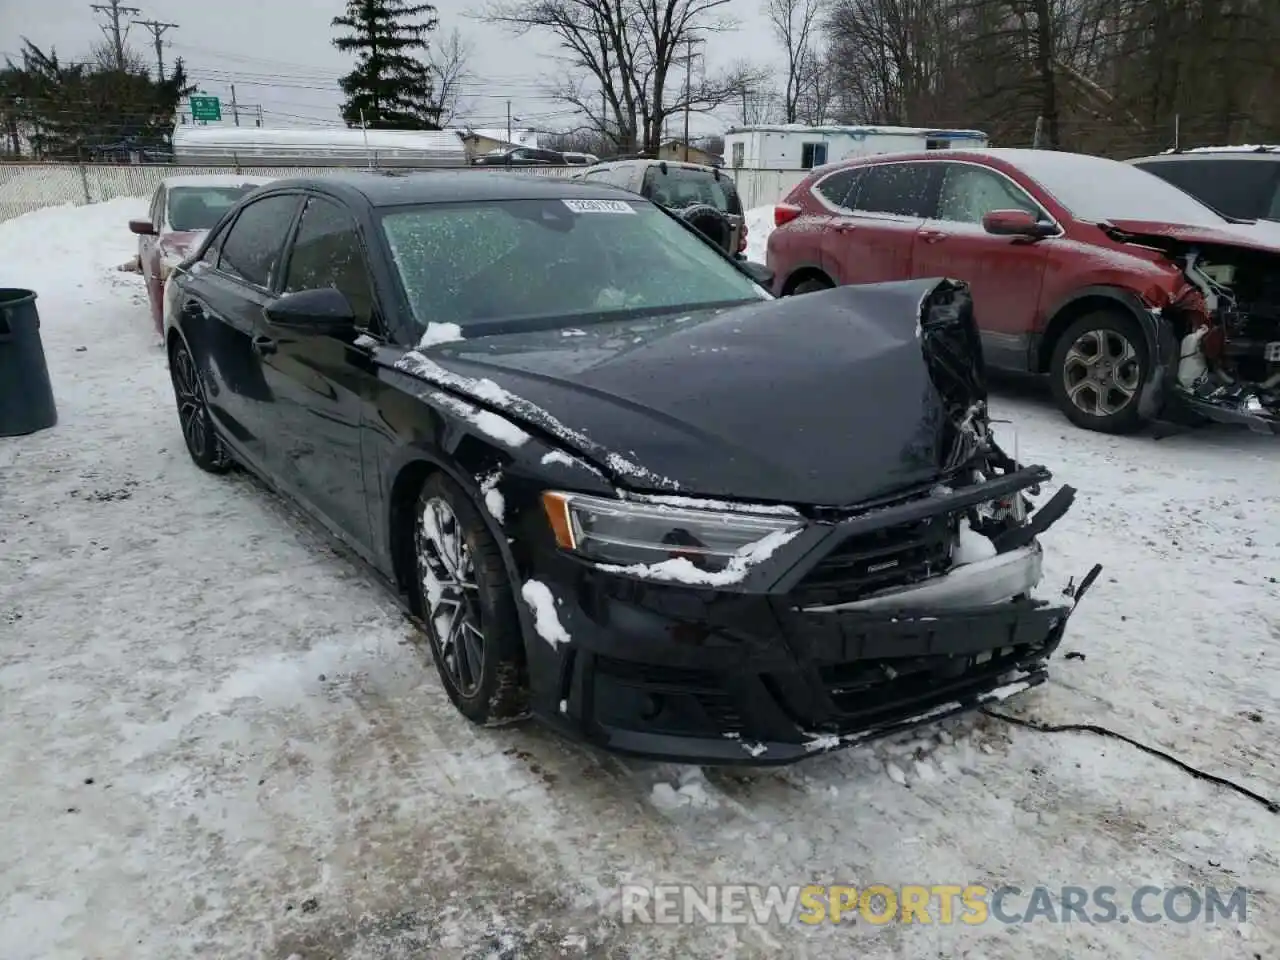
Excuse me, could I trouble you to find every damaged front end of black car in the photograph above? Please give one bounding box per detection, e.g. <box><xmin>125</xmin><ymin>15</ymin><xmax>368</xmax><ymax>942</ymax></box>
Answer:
<box><xmin>435</xmin><ymin>277</ymin><xmax>1102</xmax><ymax>765</ymax></box>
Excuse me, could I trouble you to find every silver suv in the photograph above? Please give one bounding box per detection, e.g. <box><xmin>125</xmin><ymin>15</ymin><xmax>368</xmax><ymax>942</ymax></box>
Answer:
<box><xmin>570</xmin><ymin>158</ymin><xmax>747</xmax><ymax>258</ymax></box>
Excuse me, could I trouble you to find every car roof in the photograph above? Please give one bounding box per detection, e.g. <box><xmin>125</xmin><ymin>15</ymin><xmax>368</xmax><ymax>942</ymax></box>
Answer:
<box><xmin>1129</xmin><ymin>149</ymin><xmax>1280</xmax><ymax>164</ymax></box>
<box><xmin>254</xmin><ymin>170</ymin><xmax>645</xmax><ymax>207</ymax></box>
<box><xmin>591</xmin><ymin>157</ymin><xmax>722</xmax><ymax>173</ymax></box>
<box><xmin>161</xmin><ymin>174</ymin><xmax>274</xmax><ymax>189</ymax></box>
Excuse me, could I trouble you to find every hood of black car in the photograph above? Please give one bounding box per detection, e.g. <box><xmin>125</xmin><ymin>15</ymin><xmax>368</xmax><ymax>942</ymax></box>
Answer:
<box><xmin>405</xmin><ymin>281</ymin><xmax>967</xmax><ymax>507</ymax></box>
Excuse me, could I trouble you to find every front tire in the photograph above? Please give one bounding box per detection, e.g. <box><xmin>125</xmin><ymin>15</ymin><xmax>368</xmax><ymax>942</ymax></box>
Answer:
<box><xmin>790</xmin><ymin>277</ymin><xmax>834</xmax><ymax>296</ymax></box>
<box><xmin>412</xmin><ymin>473</ymin><xmax>529</xmax><ymax>726</ymax></box>
<box><xmin>169</xmin><ymin>337</ymin><xmax>232</xmax><ymax>473</ymax></box>
<box><xmin>1049</xmin><ymin>311</ymin><xmax>1150</xmax><ymax>434</ymax></box>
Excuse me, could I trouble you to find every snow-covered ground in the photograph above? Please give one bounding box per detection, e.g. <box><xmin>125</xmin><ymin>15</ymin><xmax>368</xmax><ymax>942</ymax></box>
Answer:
<box><xmin>1</xmin><ymin>200</ymin><xmax>1277</xmax><ymax>960</ymax></box>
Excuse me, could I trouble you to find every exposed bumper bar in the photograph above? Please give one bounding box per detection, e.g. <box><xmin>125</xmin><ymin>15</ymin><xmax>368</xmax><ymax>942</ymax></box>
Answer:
<box><xmin>803</xmin><ymin>541</ymin><xmax>1044</xmax><ymax>613</ymax></box>
<box><xmin>1172</xmin><ymin>388</ymin><xmax>1280</xmax><ymax>434</ymax></box>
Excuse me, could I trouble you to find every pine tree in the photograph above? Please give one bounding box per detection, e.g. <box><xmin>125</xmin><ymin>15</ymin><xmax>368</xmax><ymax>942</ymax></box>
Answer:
<box><xmin>332</xmin><ymin>0</ymin><xmax>442</xmax><ymax>130</ymax></box>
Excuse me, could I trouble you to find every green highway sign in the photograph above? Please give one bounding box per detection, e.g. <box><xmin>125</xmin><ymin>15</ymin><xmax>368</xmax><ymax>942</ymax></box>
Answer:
<box><xmin>190</xmin><ymin>96</ymin><xmax>222</xmax><ymax>122</ymax></box>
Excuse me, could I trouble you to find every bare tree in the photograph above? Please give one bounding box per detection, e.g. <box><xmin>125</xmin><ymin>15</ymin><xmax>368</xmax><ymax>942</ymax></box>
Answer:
<box><xmin>765</xmin><ymin>0</ymin><xmax>824</xmax><ymax>123</ymax></box>
<box><xmin>484</xmin><ymin>0</ymin><xmax>759</xmax><ymax>152</ymax></box>
<box><xmin>427</xmin><ymin>27</ymin><xmax>474</xmax><ymax>125</ymax></box>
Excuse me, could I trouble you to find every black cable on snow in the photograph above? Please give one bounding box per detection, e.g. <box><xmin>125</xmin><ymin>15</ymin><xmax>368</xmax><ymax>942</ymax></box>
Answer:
<box><xmin>981</xmin><ymin>708</ymin><xmax>1279</xmax><ymax>815</ymax></box>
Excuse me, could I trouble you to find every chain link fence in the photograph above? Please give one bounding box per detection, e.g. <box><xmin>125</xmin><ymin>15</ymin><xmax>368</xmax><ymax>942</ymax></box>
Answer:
<box><xmin>0</xmin><ymin>162</ymin><xmax>805</xmax><ymax>223</ymax></box>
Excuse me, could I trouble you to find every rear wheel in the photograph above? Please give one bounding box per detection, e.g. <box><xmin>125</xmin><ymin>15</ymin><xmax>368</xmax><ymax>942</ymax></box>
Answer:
<box><xmin>1049</xmin><ymin>311</ymin><xmax>1150</xmax><ymax>434</ymax></box>
<box><xmin>169</xmin><ymin>337</ymin><xmax>232</xmax><ymax>473</ymax></box>
<box><xmin>790</xmin><ymin>276</ymin><xmax>834</xmax><ymax>296</ymax></box>
<box><xmin>412</xmin><ymin>474</ymin><xmax>529</xmax><ymax>726</ymax></box>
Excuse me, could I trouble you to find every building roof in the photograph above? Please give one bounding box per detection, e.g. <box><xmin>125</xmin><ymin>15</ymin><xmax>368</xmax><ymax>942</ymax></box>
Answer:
<box><xmin>257</xmin><ymin>169</ymin><xmax>647</xmax><ymax>207</ymax></box>
<box><xmin>172</xmin><ymin>126</ymin><xmax>465</xmax><ymax>153</ymax></box>
<box><xmin>726</xmin><ymin>123</ymin><xmax>988</xmax><ymax>139</ymax></box>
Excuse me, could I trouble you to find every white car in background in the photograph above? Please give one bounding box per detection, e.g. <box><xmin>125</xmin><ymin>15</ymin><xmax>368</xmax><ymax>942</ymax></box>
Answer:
<box><xmin>128</xmin><ymin>174</ymin><xmax>271</xmax><ymax>335</ymax></box>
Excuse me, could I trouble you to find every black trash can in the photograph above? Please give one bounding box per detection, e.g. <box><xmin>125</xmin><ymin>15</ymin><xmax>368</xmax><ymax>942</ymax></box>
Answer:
<box><xmin>0</xmin><ymin>289</ymin><xmax>58</xmax><ymax>437</ymax></box>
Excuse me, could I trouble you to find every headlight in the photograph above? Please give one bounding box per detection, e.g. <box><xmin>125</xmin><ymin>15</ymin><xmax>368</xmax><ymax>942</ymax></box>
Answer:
<box><xmin>541</xmin><ymin>491</ymin><xmax>803</xmax><ymax>572</ymax></box>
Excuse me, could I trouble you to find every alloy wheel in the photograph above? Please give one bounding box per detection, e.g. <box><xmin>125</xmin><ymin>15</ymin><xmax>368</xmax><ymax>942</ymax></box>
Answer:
<box><xmin>172</xmin><ymin>343</ymin><xmax>210</xmax><ymax>457</ymax></box>
<box><xmin>416</xmin><ymin>496</ymin><xmax>486</xmax><ymax>697</ymax></box>
<box><xmin>1060</xmin><ymin>327</ymin><xmax>1143</xmax><ymax>418</ymax></box>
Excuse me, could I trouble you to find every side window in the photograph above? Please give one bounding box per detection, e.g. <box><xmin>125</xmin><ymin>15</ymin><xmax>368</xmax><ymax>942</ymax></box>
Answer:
<box><xmin>813</xmin><ymin>169</ymin><xmax>862</xmax><ymax>210</ymax></box>
<box><xmin>217</xmin><ymin>194</ymin><xmax>300</xmax><ymax>288</ymax></box>
<box><xmin>935</xmin><ymin>163</ymin><xmax>1043</xmax><ymax>224</ymax></box>
<box><xmin>850</xmin><ymin>163</ymin><xmax>933</xmax><ymax>217</ymax></box>
<box><xmin>284</xmin><ymin>197</ymin><xmax>375</xmax><ymax>327</ymax></box>
<box><xmin>1267</xmin><ymin>171</ymin><xmax>1280</xmax><ymax>221</ymax></box>
<box><xmin>801</xmin><ymin>142</ymin><xmax>828</xmax><ymax>170</ymax></box>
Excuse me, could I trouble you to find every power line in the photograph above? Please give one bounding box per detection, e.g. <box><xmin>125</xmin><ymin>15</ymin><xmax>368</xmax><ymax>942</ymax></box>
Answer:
<box><xmin>89</xmin><ymin>0</ymin><xmax>141</xmax><ymax>69</ymax></box>
<box><xmin>132</xmin><ymin>19</ymin><xmax>179</xmax><ymax>81</ymax></box>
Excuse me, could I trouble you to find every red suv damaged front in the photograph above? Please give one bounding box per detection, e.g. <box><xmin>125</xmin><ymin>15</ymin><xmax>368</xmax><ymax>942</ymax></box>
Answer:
<box><xmin>766</xmin><ymin>148</ymin><xmax>1280</xmax><ymax>435</ymax></box>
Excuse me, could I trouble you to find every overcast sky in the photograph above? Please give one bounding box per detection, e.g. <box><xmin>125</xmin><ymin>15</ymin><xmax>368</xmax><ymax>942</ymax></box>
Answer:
<box><xmin>0</xmin><ymin>0</ymin><xmax>783</xmax><ymax>136</ymax></box>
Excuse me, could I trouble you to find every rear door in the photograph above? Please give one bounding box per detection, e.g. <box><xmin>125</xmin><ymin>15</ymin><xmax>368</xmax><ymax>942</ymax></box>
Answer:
<box><xmin>140</xmin><ymin>185</ymin><xmax>165</xmax><ymax>295</ymax></box>
<box><xmin>825</xmin><ymin>161</ymin><xmax>936</xmax><ymax>284</ymax></box>
<box><xmin>192</xmin><ymin>192</ymin><xmax>303</xmax><ymax>471</ymax></box>
<box><xmin>259</xmin><ymin>195</ymin><xmax>381</xmax><ymax>549</ymax></box>
<box><xmin>910</xmin><ymin>161</ymin><xmax>1053</xmax><ymax>367</ymax></box>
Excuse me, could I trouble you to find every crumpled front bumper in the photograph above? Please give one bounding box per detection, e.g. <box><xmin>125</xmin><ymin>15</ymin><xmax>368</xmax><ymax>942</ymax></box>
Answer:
<box><xmin>1172</xmin><ymin>384</ymin><xmax>1280</xmax><ymax>435</ymax></box>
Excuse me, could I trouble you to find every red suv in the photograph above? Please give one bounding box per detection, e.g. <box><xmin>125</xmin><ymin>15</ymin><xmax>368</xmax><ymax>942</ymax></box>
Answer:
<box><xmin>766</xmin><ymin>148</ymin><xmax>1280</xmax><ymax>435</ymax></box>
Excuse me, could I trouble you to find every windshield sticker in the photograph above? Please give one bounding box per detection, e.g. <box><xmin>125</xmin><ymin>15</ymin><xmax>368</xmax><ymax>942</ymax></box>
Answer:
<box><xmin>562</xmin><ymin>199</ymin><xmax>636</xmax><ymax>215</ymax></box>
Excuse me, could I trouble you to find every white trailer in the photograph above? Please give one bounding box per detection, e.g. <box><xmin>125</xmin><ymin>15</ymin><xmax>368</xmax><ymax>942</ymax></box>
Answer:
<box><xmin>170</xmin><ymin>126</ymin><xmax>468</xmax><ymax>168</ymax></box>
<box><xmin>723</xmin><ymin>124</ymin><xmax>989</xmax><ymax>171</ymax></box>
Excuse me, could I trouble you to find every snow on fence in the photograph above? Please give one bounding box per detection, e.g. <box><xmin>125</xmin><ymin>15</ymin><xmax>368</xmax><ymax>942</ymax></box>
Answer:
<box><xmin>0</xmin><ymin>162</ymin><xmax>808</xmax><ymax>223</ymax></box>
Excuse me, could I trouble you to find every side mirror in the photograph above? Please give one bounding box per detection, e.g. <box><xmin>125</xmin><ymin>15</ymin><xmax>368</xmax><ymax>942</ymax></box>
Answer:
<box><xmin>129</xmin><ymin>218</ymin><xmax>157</xmax><ymax>236</ymax></box>
<box><xmin>265</xmin><ymin>288</ymin><xmax>357</xmax><ymax>335</ymax></box>
<box><xmin>740</xmin><ymin>260</ymin><xmax>774</xmax><ymax>287</ymax></box>
<box><xmin>982</xmin><ymin>209</ymin><xmax>1055</xmax><ymax>238</ymax></box>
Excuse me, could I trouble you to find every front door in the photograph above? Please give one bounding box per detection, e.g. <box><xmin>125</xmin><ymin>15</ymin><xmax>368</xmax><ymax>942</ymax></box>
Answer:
<box><xmin>910</xmin><ymin>161</ymin><xmax>1053</xmax><ymax>370</ymax></box>
<box><xmin>259</xmin><ymin>195</ymin><xmax>380</xmax><ymax>550</ymax></box>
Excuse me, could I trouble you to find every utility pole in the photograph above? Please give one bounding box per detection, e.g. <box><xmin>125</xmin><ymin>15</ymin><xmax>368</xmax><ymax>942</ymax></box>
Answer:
<box><xmin>91</xmin><ymin>0</ymin><xmax>142</xmax><ymax>69</ymax></box>
<box><xmin>682</xmin><ymin>37</ymin><xmax>704</xmax><ymax>162</ymax></box>
<box><xmin>230</xmin><ymin>84</ymin><xmax>240</xmax><ymax>126</ymax></box>
<box><xmin>506</xmin><ymin>100</ymin><xmax>512</xmax><ymax>146</ymax></box>
<box><xmin>132</xmin><ymin>19</ymin><xmax>178</xmax><ymax>81</ymax></box>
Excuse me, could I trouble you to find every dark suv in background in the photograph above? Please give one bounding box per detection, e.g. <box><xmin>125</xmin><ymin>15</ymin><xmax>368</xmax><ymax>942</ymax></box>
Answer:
<box><xmin>570</xmin><ymin>158</ymin><xmax>748</xmax><ymax>258</ymax></box>
<box><xmin>1129</xmin><ymin>147</ymin><xmax>1280</xmax><ymax>221</ymax></box>
<box><xmin>472</xmin><ymin>146</ymin><xmax>569</xmax><ymax>167</ymax></box>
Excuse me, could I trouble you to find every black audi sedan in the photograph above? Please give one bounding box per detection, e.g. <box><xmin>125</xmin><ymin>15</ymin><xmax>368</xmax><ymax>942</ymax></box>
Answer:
<box><xmin>162</xmin><ymin>171</ymin><xmax>1097</xmax><ymax>765</ymax></box>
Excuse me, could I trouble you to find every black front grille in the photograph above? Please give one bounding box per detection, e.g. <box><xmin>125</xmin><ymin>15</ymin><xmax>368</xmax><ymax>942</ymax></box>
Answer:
<box><xmin>792</xmin><ymin>513</ymin><xmax>957</xmax><ymax>606</ymax></box>
<box><xmin>819</xmin><ymin>644</ymin><xmax>1031</xmax><ymax>721</ymax></box>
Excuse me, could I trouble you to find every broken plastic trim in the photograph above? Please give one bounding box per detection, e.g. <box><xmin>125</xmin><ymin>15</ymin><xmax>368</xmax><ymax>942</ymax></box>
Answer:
<box><xmin>917</xmin><ymin>280</ymin><xmax>992</xmax><ymax>472</ymax></box>
<box><xmin>803</xmin><ymin>541</ymin><xmax>1044</xmax><ymax>613</ymax></box>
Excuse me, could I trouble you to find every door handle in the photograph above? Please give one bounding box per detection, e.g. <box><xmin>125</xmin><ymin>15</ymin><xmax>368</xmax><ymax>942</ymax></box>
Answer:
<box><xmin>252</xmin><ymin>334</ymin><xmax>277</xmax><ymax>356</ymax></box>
<box><xmin>920</xmin><ymin>230</ymin><xmax>949</xmax><ymax>244</ymax></box>
<box><xmin>835</xmin><ymin>223</ymin><xmax>855</xmax><ymax>233</ymax></box>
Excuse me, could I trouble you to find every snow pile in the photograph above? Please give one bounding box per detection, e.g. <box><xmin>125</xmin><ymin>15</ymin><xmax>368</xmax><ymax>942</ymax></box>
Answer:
<box><xmin>417</xmin><ymin>321</ymin><xmax>464</xmax><ymax>347</ymax></box>
<box><xmin>597</xmin><ymin>526</ymin><xmax>801</xmax><ymax>586</ymax></box>
<box><xmin>397</xmin><ymin>350</ymin><xmax>678</xmax><ymax>489</ymax></box>
<box><xmin>744</xmin><ymin>206</ymin><xmax>775</xmax><ymax>263</ymax></box>
<box><xmin>479</xmin><ymin>471</ymin><xmax>505</xmax><ymax>523</ymax></box>
<box><xmin>521</xmin><ymin>580</ymin><xmax>571</xmax><ymax>648</ymax></box>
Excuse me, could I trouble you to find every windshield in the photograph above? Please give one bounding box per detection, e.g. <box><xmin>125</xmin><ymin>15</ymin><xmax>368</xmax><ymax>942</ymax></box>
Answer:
<box><xmin>167</xmin><ymin>185</ymin><xmax>260</xmax><ymax>231</ymax></box>
<box><xmin>1009</xmin><ymin>150</ymin><xmax>1229</xmax><ymax>227</ymax></box>
<box><xmin>643</xmin><ymin>167</ymin><xmax>742</xmax><ymax>215</ymax></box>
<box><xmin>380</xmin><ymin>198</ymin><xmax>766</xmax><ymax>333</ymax></box>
